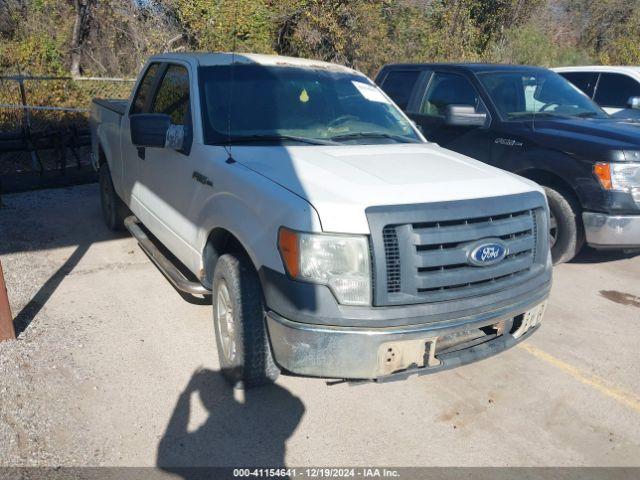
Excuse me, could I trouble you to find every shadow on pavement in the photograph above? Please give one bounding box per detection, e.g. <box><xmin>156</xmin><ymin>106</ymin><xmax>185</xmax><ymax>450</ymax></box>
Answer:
<box><xmin>569</xmin><ymin>246</ymin><xmax>640</xmax><ymax>264</ymax></box>
<box><xmin>0</xmin><ymin>186</ymin><xmax>130</xmax><ymax>335</ymax></box>
<box><xmin>12</xmin><ymin>243</ymin><xmax>91</xmax><ymax>335</ymax></box>
<box><xmin>157</xmin><ymin>369</ymin><xmax>304</xmax><ymax>478</ymax></box>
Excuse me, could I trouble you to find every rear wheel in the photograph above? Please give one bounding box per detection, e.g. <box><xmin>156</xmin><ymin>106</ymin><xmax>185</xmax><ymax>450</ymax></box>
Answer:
<box><xmin>212</xmin><ymin>253</ymin><xmax>280</xmax><ymax>388</ymax></box>
<box><xmin>99</xmin><ymin>163</ymin><xmax>128</xmax><ymax>231</ymax></box>
<box><xmin>545</xmin><ymin>185</ymin><xmax>584</xmax><ymax>264</ymax></box>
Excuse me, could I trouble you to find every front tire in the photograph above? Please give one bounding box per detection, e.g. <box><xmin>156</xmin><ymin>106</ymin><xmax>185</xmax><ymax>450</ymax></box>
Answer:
<box><xmin>99</xmin><ymin>163</ymin><xmax>128</xmax><ymax>231</ymax></box>
<box><xmin>545</xmin><ymin>185</ymin><xmax>584</xmax><ymax>264</ymax></box>
<box><xmin>212</xmin><ymin>253</ymin><xmax>280</xmax><ymax>388</ymax></box>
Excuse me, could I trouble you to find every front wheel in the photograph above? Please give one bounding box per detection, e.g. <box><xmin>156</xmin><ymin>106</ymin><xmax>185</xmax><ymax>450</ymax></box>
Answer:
<box><xmin>545</xmin><ymin>186</ymin><xmax>584</xmax><ymax>264</ymax></box>
<box><xmin>212</xmin><ymin>253</ymin><xmax>280</xmax><ymax>388</ymax></box>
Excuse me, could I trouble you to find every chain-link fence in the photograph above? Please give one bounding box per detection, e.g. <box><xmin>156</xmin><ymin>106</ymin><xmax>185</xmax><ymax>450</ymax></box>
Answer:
<box><xmin>0</xmin><ymin>75</ymin><xmax>134</xmax><ymax>193</ymax></box>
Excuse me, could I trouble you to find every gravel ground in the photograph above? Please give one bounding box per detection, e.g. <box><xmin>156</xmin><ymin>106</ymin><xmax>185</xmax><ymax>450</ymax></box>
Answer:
<box><xmin>0</xmin><ymin>187</ymin><xmax>106</xmax><ymax>466</ymax></box>
<box><xmin>1</xmin><ymin>185</ymin><xmax>639</xmax><ymax>469</ymax></box>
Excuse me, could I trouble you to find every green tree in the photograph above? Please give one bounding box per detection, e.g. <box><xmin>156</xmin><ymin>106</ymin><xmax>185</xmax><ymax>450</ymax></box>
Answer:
<box><xmin>272</xmin><ymin>0</ymin><xmax>390</xmax><ymax>75</ymax></box>
<box><xmin>562</xmin><ymin>0</ymin><xmax>640</xmax><ymax>64</ymax></box>
<box><xmin>488</xmin><ymin>23</ymin><xmax>592</xmax><ymax>66</ymax></box>
<box><xmin>167</xmin><ymin>0</ymin><xmax>275</xmax><ymax>53</ymax></box>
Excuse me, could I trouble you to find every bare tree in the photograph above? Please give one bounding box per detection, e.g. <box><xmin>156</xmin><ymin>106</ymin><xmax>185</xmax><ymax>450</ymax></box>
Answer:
<box><xmin>70</xmin><ymin>0</ymin><xmax>94</xmax><ymax>77</ymax></box>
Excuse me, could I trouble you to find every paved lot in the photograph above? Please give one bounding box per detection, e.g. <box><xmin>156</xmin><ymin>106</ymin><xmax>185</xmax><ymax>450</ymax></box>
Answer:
<box><xmin>1</xmin><ymin>184</ymin><xmax>639</xmax><ymax>468</ymax></box>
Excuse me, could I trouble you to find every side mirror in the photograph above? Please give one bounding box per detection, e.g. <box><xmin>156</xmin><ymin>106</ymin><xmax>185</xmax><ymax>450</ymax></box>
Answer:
<box><xmin>130</xmin><ymin>113</ymin><xmax>171</xmax><ymax>148</ymax></box>
<box><xmin>627</xmin><ymin>96</ymin><xmax>640</xmax><ymax>110</ymax></box>
<box><xmin>129</xmin><ymin>113</ymin><xmax>178</xmax><ymax>148</ymax></box>
<box><xmin>444</xmin><ymin>105</ymin><xmax>487</xmax><ymax>127</ymax></box>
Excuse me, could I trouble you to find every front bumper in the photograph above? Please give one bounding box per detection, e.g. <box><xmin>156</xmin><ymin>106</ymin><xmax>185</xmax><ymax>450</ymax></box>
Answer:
<box><xmin>265</xmin><ymin>291</ymin><xmax>549</xmax><ymax>380</ymax></box>
<box><xmin>583</xmin><ymin>212</ymin><xmax>640</xmax><ymax>249</ymax></box>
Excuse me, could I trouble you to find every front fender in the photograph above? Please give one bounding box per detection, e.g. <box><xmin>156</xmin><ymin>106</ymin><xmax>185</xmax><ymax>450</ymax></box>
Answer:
<box><xmin>194</xmin><ymin>166</ymin><xmax>322</xmax><ymax>275</ymax></box>
<box><xmin>500</xmin><ymin>146</ymin><xmax>598</xmax><ymax>209</ymax></box>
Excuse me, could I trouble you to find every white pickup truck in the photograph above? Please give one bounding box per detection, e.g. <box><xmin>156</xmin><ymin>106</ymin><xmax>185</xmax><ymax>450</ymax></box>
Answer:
<box><xmin>90</xmin><ymin>52</ymin><xmax>552</xmax><ymax>387</ymax></box>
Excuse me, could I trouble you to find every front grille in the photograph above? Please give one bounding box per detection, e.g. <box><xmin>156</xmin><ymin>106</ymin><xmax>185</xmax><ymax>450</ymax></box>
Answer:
<box><xmin>366</xmin><ymin>193</ymin><xmax>548</xmax><ymax>306</ymax></box>
<box><xmin>412</xmin><ymin>209</ymin><xmax>536</xmax><ymax>299</ymax></box>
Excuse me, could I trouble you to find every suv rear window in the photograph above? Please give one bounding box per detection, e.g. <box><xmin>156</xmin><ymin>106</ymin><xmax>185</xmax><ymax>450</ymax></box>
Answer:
<box><xmin>379</xmin><ymin>70</ymin><xmax>420</xmax><ymax>110</ymax></box>
<box><xmin>594</xmin><ymin>73</ymin><xmax>640</xmax><ymax>108</ymax></box>
<box><xmin>559</xmin><ymin>71</ymin><xmax>598</xmax><ymax>98</ymax></box>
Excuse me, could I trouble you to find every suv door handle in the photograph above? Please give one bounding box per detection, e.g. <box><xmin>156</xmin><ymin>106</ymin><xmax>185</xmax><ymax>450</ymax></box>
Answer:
<box><xmin>137</xmin><ymin>147</ymin><xmax>146</xmax><ymax>160</ymax></box>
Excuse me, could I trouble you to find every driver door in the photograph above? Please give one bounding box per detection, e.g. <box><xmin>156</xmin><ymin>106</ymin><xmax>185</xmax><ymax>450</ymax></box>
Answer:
<box><xmin>136</xmin><ymin>62</ymin><xmax>200</xmax><ymax>254</ymax></box>
<box><xmin>409</xmin><ymin>71</ymin><xmax>492</xmax><ymax>163</ymax></box>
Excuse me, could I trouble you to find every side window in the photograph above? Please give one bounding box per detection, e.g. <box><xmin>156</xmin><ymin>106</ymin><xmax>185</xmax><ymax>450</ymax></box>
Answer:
<box><xmin>419</xmin><ymin>72</ymin><xmax>486</xmax><ymax>118</ymax></box>
<box><xmin>595</xmin><ymin>73</ymin><xmax>640</xmax><ymax>108</ymax></box>
<box><xmin>151</xmin><ymin>65</ymin><xmax>191</xmax><ymax>125</ymax></box>
<box><xmin>482</xmin><ymin>74</ymin><xmax>527</xmax><ymax>116</ymax></box>
<box><xmin>560</xmin><ymin>72</ymin><xmax>599</xmax><ymax>98</ymax></box>
<box><xmin>379</xmin><ymin>70</ymin><xmax>421</xmax><ymax>110</ymax></box>
<box><xmin>131</xmin><ymin>63</ymin><xmax>161</xmax><ymax>114</ymax></box>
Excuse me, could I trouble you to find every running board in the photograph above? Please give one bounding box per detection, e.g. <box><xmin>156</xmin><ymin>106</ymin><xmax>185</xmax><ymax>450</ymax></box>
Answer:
<box><xmin>124</xmin><ymin>215</ymin><xmax>211</xmax><ymax>296</ymax></box>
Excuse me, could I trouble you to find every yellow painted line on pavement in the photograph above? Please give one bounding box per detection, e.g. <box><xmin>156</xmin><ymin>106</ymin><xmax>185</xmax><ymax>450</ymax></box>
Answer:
<box><xmin>518</xmin><ymin>342</ymin><xmax>640</xmax><ymax>414</ymax></box>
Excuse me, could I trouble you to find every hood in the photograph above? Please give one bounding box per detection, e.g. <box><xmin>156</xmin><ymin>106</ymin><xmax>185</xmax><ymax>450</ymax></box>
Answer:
<box><xmin>531</xmin><ymin>117</ymin><xmax>640</xmax><ymax>162</ymax></box>
<box><xmin>232</xmin><ymin>143</ymin><xmax>542</xmax><ymax>233</ymax></box>
<box><xmin>610</xmin><ymin>109</ymin><xmax>640</xmax><ymax>122</ymax></box>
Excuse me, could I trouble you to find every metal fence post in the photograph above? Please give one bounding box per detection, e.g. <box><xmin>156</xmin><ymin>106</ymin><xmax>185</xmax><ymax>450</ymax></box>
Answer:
<box><xmin>17</xmin><ymin>74</ymin><xmax>43</xmax><ymax>173</ymax></box>
<box><xmin>0</xmin><ymin>259</ymin><xmax>15</xmax><ymax>341</ymax></box>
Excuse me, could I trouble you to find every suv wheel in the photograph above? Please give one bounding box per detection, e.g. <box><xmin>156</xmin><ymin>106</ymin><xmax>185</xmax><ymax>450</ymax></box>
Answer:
<box><xmin>544</xmin><ymin>186</ymin><xmax>584</xmax><ymax>264</ymax></box>
<box><xmin>212</xmin><ymin>253</ymin><xmax>280</xmax><ymax>388</ymax></box>
<box><xmin>99</xmin><ymin>163</ymin><xmax>128</xmax><ymax>231</ymax></box>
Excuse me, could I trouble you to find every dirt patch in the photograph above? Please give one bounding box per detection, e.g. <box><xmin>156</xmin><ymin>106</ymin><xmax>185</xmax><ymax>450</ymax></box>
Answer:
<box><xmin>0</xmin><ymin>321</ymin><xmax>104</xmax><ymax>466</ymax></box>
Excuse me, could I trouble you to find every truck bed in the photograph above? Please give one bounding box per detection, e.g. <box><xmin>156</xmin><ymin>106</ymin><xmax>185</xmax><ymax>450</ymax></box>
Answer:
<box><xmin>90</xmin><ymin>98</ymin><xmax>129</xmax><ymax>171</ymax></box>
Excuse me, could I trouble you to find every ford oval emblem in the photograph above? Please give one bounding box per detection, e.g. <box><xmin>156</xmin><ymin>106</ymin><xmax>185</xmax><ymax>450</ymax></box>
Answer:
<box><xmin>468</xmin><ymin>239</ymin><xmax>509</xmax><ymax>267</ymax></box>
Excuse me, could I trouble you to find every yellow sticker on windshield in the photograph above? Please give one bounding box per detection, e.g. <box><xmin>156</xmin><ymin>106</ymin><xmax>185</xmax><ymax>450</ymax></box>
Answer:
<box><xmin>299</xmin><ymin>89</ymin><xmax>309</xmax><ymax>103</ymax></box>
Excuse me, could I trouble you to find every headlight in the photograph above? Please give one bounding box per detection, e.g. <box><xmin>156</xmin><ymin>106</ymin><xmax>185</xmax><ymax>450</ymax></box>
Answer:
<box><xmin>594</xmin><ymin>162</ymin><xmax>640</xmax><ymax>203</ymax></box>
<box><xmin>278</xmin><ymin>228</ymin><xmax>371</xmax><ymax>306</ymax></box>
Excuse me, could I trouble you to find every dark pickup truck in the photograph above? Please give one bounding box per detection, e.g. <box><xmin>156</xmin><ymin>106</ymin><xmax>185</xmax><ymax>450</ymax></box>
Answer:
<box><xmin>376</xmin><ymin>63</ymin><xmax>640</xmax><ymax>263</ymax></box>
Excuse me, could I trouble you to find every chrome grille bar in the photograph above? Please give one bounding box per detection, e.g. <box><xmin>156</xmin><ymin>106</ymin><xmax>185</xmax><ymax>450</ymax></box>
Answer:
<box><xmin>411</xmin><ymin>212</ymin><xmax>533</xmax><ymax>245</ymax></box>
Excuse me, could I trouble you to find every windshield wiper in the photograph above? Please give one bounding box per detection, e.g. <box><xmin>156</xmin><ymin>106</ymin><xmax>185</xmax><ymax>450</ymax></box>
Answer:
<box><xmin>573</xmin><ymin>111</ymin><xmax>601</xmax><ymax>118</ymax></box>
<box><xmin>227</xmin><ymin>134</ymin><xmax>337</xmax><ymax>146</ymax></box>
<box><xmin>509</xmin><ymin>112</ymin><xmax>565</xmax><ymax>119</ymax></box>
<box><xmin>329</xmin><ymin>132</ymin><xmax>420</xmax><ymax>143</ymax></box>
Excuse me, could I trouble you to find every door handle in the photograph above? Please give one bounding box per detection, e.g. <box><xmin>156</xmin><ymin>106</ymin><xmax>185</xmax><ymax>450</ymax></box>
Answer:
<box><xmin>137</xmin><ymin>147</ymin><xmax>146</xmax><ymax>160</ymax></box>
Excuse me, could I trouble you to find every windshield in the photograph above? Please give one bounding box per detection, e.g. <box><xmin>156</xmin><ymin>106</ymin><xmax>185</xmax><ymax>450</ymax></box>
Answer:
<box><xmin>477</xmin><ymin>70</ymin><xmax>608</xmax><ymax>120</ymax></box>
<box><xmin>198</xmin><ymin>65</ymin><xmax>422</xmax><ymax>145</ymax></box>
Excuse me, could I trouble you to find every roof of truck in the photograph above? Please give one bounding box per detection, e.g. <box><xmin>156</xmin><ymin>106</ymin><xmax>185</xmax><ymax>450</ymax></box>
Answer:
<box><xmin>381</xmin><ymin>63</ymin><xmax>549</xmax><ymax>73</ymax></box>
<box><xmin>553</xmin><ymin>65</ymin><xmax>640</xmax><ymax>74</ymax></box>
<box><xmin>148</xmin><ymin>52</ymin><xmax>358</xmax><ymax>74</ymax></box>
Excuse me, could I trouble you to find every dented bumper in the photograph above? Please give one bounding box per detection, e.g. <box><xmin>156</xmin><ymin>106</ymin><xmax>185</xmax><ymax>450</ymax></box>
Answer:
<box><xmin>265</xmin><ymin>290</ymin><xmax>549</xmax><ymax>381</ymax></box>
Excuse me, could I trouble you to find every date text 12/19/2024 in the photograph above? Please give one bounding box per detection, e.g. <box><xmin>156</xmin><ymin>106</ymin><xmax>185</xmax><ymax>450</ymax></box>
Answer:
<box><xmin>233</xmin><ymin>468</ymin><xmax>401</xmax><ymax>478</ymax></box>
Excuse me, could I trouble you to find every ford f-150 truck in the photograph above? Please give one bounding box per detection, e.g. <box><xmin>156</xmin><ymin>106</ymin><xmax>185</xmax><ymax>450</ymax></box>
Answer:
<box><xmin>91</xmin><ymin>53</ymin><xmax>551</xmax><ymax>388</ymax></box>
<box><xmin>376</xmin><ymin>63</ymin><xmax>640</xmax><ymax>263</ymax></box>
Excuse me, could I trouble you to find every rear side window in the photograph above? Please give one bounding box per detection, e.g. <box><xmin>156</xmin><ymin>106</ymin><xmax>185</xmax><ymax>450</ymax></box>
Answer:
<box><xmin>151</xmin><ymin>65</ymin><xmax>191</xmax><ymax>125</ymax></box>
<box><xmin>595</xmin><ymin>73</ymin><xmax>640</xmax><ymax>108</ymax></box>
<box><xmin>379</xmin><ymin>70</ymin><xmax>420</xmax><ymax>110</ymax></box>
<box><xmin>559</xmin><ymin>71</ymin><xmax>599</xmax><ymax>98</ymax></box>
<box><xmin>131</xmin><ymin>63</ymin><xmax>161</xmax><ymax>114</ymax></box>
